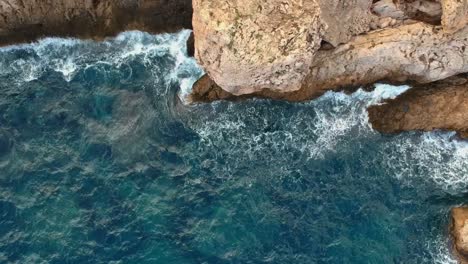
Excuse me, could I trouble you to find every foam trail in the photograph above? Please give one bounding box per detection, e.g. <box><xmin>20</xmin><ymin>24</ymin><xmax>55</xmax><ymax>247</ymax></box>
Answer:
<box><xmin>0</xmin><ymin>30</ymin><xmax>203</xmax><ymax>88</ymax></box>
<box><xmin>190</xmin><ymin>84</ymin><xmax>411</xmax><ymax>161</ymax></box>
<box><xmin>428</xmin><ymin>235</ymin><xmax>457</xmax><ymax>264</ymax></box>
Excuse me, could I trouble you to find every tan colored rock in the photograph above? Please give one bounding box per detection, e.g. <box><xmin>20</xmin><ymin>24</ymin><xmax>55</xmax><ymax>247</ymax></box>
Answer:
<box><xmin>451</xmin><ymin>207</ymin><xmax>468</xmax><ymax>264</ymax></box>
<box><xmin>192</xmin><ymin>0</ymin><xmax>325</xmax><ymax>95</ymax></box>
<box><xmin>303</xmin><ymin>22</ymin><xmax>468</xmax><ymax>96</ymax></box>
<box><xmin>367</xmin><ymin>75</ymin><xmax>468</xmax><ymax>138</ymax></box>
<box><xmin>191</xmin><ymin>21</ymin><xmax>468</xmax><ymax>103</ymax></box>
<box><xmin>318</xmin><ymin>0</ymin><xmax>376</xmax><ymax>46</ymax></box>
<box><xmin>441</xmin><ymin>0</ymin><xmax>468</xmax><ymax>33</ymax></box>
<box><xmin>192</xmin><ymin>0</ymin><xmax>468</xmax><ymax>97</ymax></box>
<box><xmin>192</xmin><ymin>0</ymin><xmax>393</xmax><ymax>95</ymax></box>
<box><xmin>372</xmin><ymin>0</ymin><xmax>406</xmax><ymax>19</ymax></box>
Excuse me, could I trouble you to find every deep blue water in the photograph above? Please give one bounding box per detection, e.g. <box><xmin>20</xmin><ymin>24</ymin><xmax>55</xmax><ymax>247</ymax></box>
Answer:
<box><xmin>0</xmin><ymin>30</ymin><xmax>467</xmax><ymax>263</ymax></box>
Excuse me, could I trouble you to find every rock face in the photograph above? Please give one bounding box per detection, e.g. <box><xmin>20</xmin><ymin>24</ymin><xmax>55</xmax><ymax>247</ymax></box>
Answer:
<box><xmin>318</xmin><ymin>0</ymin><xmax>375</xmax><ymax>46</ymax></box>
<box><xmin>191</xmin><ymin>21</ymin><xmax>468</xmax><ymax>102</ymax></box>
<box><xmin>192</xmin><ymin>0</ymin><xmax>389</xmax><ymax>95</ymax></box>
<box><xmin>193</xmin><ymin>0</ymin><xmax>325</xmax><ymax>95</ymax></box>
<box><xmin>192</xmin><ymin>0</ymin><xmax>468</xmax><ymax>100</ymax></box>
<box><xmin>367</xmin><ymin>75</ymin><xmax>468</xmax><ymax>138</ymax></box>
<box><xmin>0</xmin><ymin>0</ymin><xmax>192</xmax><ymax>46</ymax></box>
<box><xmin>451</xmin><ymin>207</ymin><xmax>468</xmax><ymax>264</ymax></box>
<box><xmin>441</xmin><ymin>0</ymin><xmax>468</xmax><ymax>33</ymax></box>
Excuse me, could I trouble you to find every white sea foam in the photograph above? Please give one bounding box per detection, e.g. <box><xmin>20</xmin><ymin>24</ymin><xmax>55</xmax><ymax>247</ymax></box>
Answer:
<box><xmin>9</xmin><ymin>58</ymin><xmax>44</xmax><ymax>82</ymax></box>
<box><xmin>287</xmin><ymin>85</ymin><xmax>410</xmax><ymax>158</ymax></box>
<box><xmin>311</xmin><ymin>84</ymin><xmax>468</xmax><ymax>193</ymax></box>
<box><xmin>428</xmin><ymin>235</ymin><xmax>457</xmax><ymax>264</ymax></box>
<box><xmin>0</xmin><ymin>30</ymin><xmax>203</xmax><ymax>88</ymax></box>
<box><xmin>191</xmin><ymin>82</ymin><xmax>468</xmax><ymax>194</ymax></box>
<box><xmin>385</xmin><ymin>132</ymin><xmax>468</xmax><ymax>193</ymax></box>
<box><xmin>52</xmin><ymin>57</ymin><xmax>78</xmax><ymax>81</ymax></box>
<box><xmin>191</xmin><ymin>84</ymin><xmax>411</xmax><ymax>160</ymax></box>
<box><xmin>2</xmin><ymin>30</ymin><xmax>466</xmax><ymax>194</ymax></box>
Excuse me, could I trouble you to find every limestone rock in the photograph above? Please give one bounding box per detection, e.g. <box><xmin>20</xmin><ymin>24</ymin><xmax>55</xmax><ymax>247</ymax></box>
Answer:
<box><xmin>192</xmin><ymin>0</ymin><xmax>468</xmax><ymax>97</ymax></box>
<box><xmin>192</xmin><ymin>0</ymin><xmax>387</xmax><ymax>95</ymax></box>
<box><xmin>367</xmin><ymin>75</ymin><xmax>468</xmax><ymax>138</ymax></box>
<box><xmin>372</xmin><ymin>0</ymin><xmax>406</xmax><ymax>19</ymax></box>
<box><xmin>303</xmin><ymin>22</ymin><xmax>468</xmax><ymax>96</ymax></box>
<box><xmin>193</xmin><ymin>0</ymin><xmax>325</xmax><ymax>95</ymax></box>
<box><xmin>191</xmin><ymin>21</ymin><xmax>468</xmax><ymax>103</ymax></box>
<box><xmin>451</xmin><ymin>207</ymin><xmax>468</xmax><ymax>264</ymax></box>
<box><xmin>441</xmin><ymin>0</ymin><xmax>468</xmax><ymax>33</ymax></box>
<box><xmin>318</xmin><ymin>0</ymin><xmax>376</xmax><ymax>46</ymax></box>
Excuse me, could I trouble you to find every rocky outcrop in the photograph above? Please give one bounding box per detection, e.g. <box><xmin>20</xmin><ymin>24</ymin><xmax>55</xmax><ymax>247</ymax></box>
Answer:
<box><xmin>192</xmin><ymin>0</ymin><xmax>325</xmax><ymax>95</ymax></box>
<box><xmin>319</xmin><ymin>0</ymin><xmax>375</xmax><ymax>47</ymax></box>
<box><xmin>441</xmin><ymin>0</ymin><xmax>468</xmax><ymax>33</ymax></box>
<box><xmin>191</xmin><ymin>20</ymin><xmax>468</xmax><ymax>102</ymax></box>
<box><xmin>192</xmin><ymin>0</ymin><xmax>383</xmax><ymax>95</ymax></box>
<box><xmin>451</xmin><ymin>207</ymin><xmax>468</xmax><ymax>264</ymax></box>
<box><xmin>192</xmin><ymin>0</ymin><xmax>468</xmax><ymax>100</ymax></box>
<box><xmin>0</xmin><ymin>0</ymin><xmax>192</xmax><ymax>46</ymax></box>
<box><xmin>367</xmin><ymin>75</ymin><xmax>468</xmax><ymax>138</ymax></box>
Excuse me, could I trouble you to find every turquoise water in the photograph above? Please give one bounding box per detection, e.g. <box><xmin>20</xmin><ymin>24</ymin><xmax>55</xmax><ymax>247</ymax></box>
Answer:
<box><xmin>0</xmin><ymin>30</ymin><xmax>467</xmax><ymax>263</ymax></box>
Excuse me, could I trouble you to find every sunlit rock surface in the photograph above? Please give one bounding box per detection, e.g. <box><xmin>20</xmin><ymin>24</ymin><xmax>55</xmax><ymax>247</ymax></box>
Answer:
<box><xmin>192</xmin><ymin>0</ymin><xmax>468</xmax><ymax>98</ymax></box>
<box><xmin>192</xmin><ymin>0</ymin><xmax>325</xmax><ymax>95</ymax></box>
<box><xmin>452</xmin><ymin>207</ymin><xmax>468</xmax><ymax>264</ymax></box>
<box><xmin>368</xmin><ymin>75</ymin><xmax>468</xmax><ymax>139</ymax></box>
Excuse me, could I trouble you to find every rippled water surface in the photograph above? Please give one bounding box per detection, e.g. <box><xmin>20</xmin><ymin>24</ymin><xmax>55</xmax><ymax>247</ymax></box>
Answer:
<box><xmin>0</xmin><ymin>30</ymin><xmax>467</xmax><ymax>263</ymax></box>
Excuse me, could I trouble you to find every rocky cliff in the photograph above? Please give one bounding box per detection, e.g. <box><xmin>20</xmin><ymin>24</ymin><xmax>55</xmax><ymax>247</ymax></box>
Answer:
<box><xmin>192</xmin><ymin>0</ymin><xmax>468</xmax><ymax>99</ymax></box>
<box><xmin>0</xmin><ymin>0</ymin><xmax>192</xmax><ymax>46</ymax></box>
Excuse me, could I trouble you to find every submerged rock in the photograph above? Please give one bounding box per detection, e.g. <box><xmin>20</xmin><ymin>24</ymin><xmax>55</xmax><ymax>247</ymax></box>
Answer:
<box><xmin>451</xmin><ymin>207</ymin><xmax>468</xmax><ymax>263</ymax></box>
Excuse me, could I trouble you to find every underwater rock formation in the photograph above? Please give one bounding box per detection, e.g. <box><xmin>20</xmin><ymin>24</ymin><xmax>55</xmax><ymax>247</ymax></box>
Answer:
<box><xmin>451</xmin><ymin>207</ymin><xmax>468</xmax><ymax>264</ymax></box>
<box><xmin>0</xmin><ymin>0</ymin><xmax>192</xmax><ymax>46</ymax></box>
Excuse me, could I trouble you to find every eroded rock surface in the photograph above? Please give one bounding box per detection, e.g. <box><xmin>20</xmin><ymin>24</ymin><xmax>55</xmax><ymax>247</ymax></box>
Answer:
<box><xmin>318</xmin><ymin>0</ymin><xmax>375</xmax><ymax>46</ymax></box>
<box><xmin>0</xmin><ymin>0</ymin><xmax>192</xmax><ymax>46</ymax></box>
<box><xmin>367</xmin><ymin>75</ymin><xmax>468</xmax><ymax>138</ymax></box>
<box><xmin>441</xmin><ymin>0</ymin><xmax>468</xmax><ymax>33</ymax></box>
<box><xmin>451</xmin><ymin>207</ymin><xmax>468</xmax><ymax>264</ymax></box>
<box><xmin>193</xmin><ymin>0</ymin><xmax>325</xmax><ymax>95</ymax></box>
<box><xmin>192</xmin><ymin>0</ymin><xmax>468</xmax><ymax>100</ymax></box>
<box><xmin>193</xmin><ymin>0</ymin><xmax>408</xmax><ymax>95</ymax></box>
<box><xmin>191</xmin><ymin>21</ymin><xmax>468</xmax><ymax>103</ymax></box>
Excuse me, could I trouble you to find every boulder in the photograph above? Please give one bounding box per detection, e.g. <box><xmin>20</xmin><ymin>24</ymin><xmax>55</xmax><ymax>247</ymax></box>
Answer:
<box><xmin>451</xmin><ymin>207</ymin><xmax>468</xmax><ymax>264</ymax></box>
<box><xmin>192</xmin><ymin>0</ymin><xmax>325</xmax><ymax>95</ymax></box>
<box><xmin>367</xmin><ymin>75</ymin><xmax>468</xmax><ymax>138</ymax></box>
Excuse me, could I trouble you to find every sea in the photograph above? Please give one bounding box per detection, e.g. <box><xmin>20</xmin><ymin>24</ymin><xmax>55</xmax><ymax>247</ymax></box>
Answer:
<box><xmin>0</xmin><ymin>30</ymin><xmax>466</xmax><ymax>263</ymax></box>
